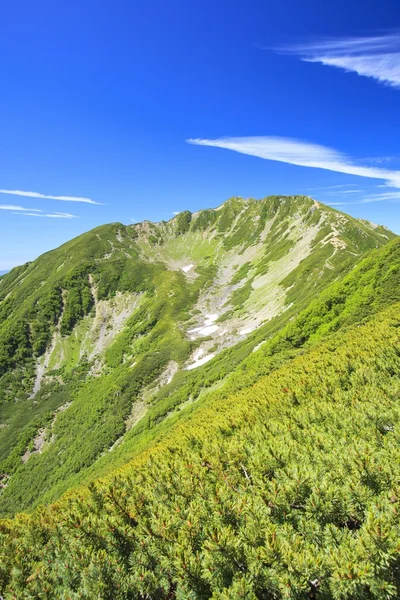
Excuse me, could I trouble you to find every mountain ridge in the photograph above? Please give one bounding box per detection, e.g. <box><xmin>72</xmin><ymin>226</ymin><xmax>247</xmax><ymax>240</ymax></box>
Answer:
<box><xmin>0</xmin><ymin>194</ymin><xmax>393</xmax><ymax>407</ymax></box>
<box><xmin>0</xmin><ymin>195</ymin><xmax>399</xmax><ymax>598</ymax></box>
<box><xmin>0</xmin><ymin>195</ymin><xmax>396</xmax><ymax>518</ymax></box>
<box><xmin>0</xmin><ymin>234</ymin><xmax>399</xmax><ymax>598</ymax></box>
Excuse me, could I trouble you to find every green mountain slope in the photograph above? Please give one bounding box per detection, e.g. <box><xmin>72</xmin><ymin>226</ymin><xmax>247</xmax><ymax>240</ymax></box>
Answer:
<box><xmin>0</xmin><ymin>235</ymin><xmax>399</xmax><ymax>598</ymax></box>
<box><xmin>0</xmin><ymin>196</ymin><xmax>394</xmax><ymax>516</ymax></box>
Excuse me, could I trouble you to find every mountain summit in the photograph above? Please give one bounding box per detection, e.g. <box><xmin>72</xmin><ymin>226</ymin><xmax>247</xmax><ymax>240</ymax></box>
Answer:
<box><xmin>0</xmin><ymin>195</ymin><xmax>399</xmax><ymax>598</ymax></box>
<box><xmin>0</xmin><ymin>195</ymin><xmax>394</xmax><ymax>516</ymax></box>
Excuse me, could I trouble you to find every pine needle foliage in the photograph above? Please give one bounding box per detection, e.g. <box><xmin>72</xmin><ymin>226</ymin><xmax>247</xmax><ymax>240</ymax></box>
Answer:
<box><xmin>0</xmin><ymin>198</ymin><xmax>398</xmax><ymax>598</ymax></box>
<box><xmin>0</xmin><ymin>303</ymin><xmax>399</xmax><ymax>599</ymax></box>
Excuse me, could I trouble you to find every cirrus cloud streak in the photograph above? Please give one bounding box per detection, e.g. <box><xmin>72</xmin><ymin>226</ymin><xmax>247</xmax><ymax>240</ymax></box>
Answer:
<box><xmin>0</xmin><ymin>204</ymin><xmax>77</xmax><ymax>218</ymax></box>
<box><xmin>187</xmin><ymin>136</ymin><xmax>400</xmax><ymax>189</ymax></box>
<box><xmin>13</xmin><ymin>212</ymin><xmax>77</xmax><ymax>218</ymax></box>
<box><xmin>0</xmin><ymin>204</ymin><xmax>42</xmax><ymax>212</ymax></box>
<box><xmin>0</xmin><ymin>189</ymin><xmax>101</xmax><ymax>204</ymax></box>
<box><xmin>278</xmin><ymin>33</ymin><xmax>400</xmax><ymax>88</ymax></box>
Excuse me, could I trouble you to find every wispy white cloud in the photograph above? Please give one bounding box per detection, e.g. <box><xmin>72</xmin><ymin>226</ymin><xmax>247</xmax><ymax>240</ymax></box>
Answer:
<box><xmin>0</xmin><ymin>189</ymin><xmax>101</xmax><ymax>204</ymax></box>
<box><xmin>322</xmin><ymin>189</ymin><xmax>366</xmax><ymax>196</ymax></box>
<box><xmin>0</xmin><ymin>204</ymin><xmax>42</xmax><ymax>212</ymax></box>
<box><xmin>188</xmin><ymin>136</ymin><xmax>400</xmax><ymax>189</ymax></box>
<box><xmin>0</xmin><ymin>204</ymin><xmax>77</xmax><ymax>217</ymax></box>
<box><xmin>12</xmin><ymin>210</ymin><xmax>77</xmax><ymax>218</ymax></box>
<box><xmin>172</xmin><ymin>211</ymin><xmax>180</xmax><ymax>215</ymax></box>
<box><xmin>278</xmin><ymin>33</ymin><xmax>400</xmax><ymax>88</ymax></box>
<box><xmin>308</xmin><ymin>184</ymin><xmax>360</xmax><ymax>191</ymax></box>
<box><xmin>360</xmin><ymin>191</ymin><xmax>400</xmax><ymax>203</ymax></box>
<box><xmin>323</xmin><ymin>191</ymin><xmax>400</xmax><ymax>207</ymax></box>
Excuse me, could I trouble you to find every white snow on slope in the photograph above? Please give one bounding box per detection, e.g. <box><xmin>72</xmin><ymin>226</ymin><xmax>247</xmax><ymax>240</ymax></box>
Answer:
<box><xmin>188</xmin><ymin>314</ymin><xmax>220</xmax><ymax>338</ymax></box>
<box><xmin>205</xmin><ymin>314</ymin><xmax>218</xmax><ymax>325</ymax></box>
<box><xmin>239</xmin><ymin>326</ymin><xmax>255</xmax><ymax>335</ymax></box>
<box><xmin>182</xmin><ymin>264</ymin><xmax>194</xmax><ymax>273</ymax></box>
<box><xmin>186</xmin><ymin>348</ymin><xmax>216</xmax><ymax>370</ymax></box>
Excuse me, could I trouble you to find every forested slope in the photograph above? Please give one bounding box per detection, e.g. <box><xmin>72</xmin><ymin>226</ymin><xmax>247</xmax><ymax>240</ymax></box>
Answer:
<box><xmin>0</xmin><ymin>235</ymin><xmax>399</xmax><ymax>598</ymax></box>
<box><xmin>0</xmin><ymin>196</ymin><xmax>393</xmax><ymax>516</ymax></box>
<box><xmin>1</xmin><ymin>298</ymin><xmax>399</xmax><ymax>598</ymax></box>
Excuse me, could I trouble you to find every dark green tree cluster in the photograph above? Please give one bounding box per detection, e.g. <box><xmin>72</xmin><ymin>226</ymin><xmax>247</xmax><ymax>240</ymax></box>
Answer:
<box><xmin>175</xmin><ymin>210</ymin><xmax>192</xmax><ymax>235</ymax></box>
<box><xmin>60</xmin><ymin>267</ymin><xmax>94</xmax><ymax>335</ymax></box>
<box><xmin>0</xmin><ymin>320</ymin><xmax>31</xmax><ymax>377</ymax></box>
<box><xmin>30</xmin><ymin>286</ymin><xmax>63</xmax><ymax>354</ymax></box>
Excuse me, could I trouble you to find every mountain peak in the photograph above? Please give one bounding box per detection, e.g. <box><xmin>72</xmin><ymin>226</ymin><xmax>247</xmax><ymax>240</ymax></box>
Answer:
<box><xmin>0</xmin><ymin>195</ymin><xmax>396</xmax><ymax>517</ymax></box>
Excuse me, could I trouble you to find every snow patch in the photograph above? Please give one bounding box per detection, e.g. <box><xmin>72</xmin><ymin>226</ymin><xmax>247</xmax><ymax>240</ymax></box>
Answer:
<box><xmin>192</xmin><ymin>348</ymin><xmax>204</xmax><ymax>361</ymax></box>
<box><xmin>253</xmin><ymin>340</ymin><xmax>267</xmax><ymax>353</ymax></box>
<box><xmin>182</xmin><ymin>264</ymin><xmax>194</xmax><ymax>273</ymax></box>
<box><xmin>239</xmin><ymin>327</ymin><xmax>255</xmax><ymax>335</ymax></box>
<box><xmin>186</xmin><ymin>348</ymin><xmax>215</xmax><ymax>370</ymax></box>
<box><xmin>188</xmin><ymin>314</ymin><xmax>220</xmax><ymax>338</ymax></box>
<box><xmin>205</xmin><ymin>314</ymin><xmax>218</xmax><ymax>325</ymax></box>
<box><xmin>196</xmin><ymin>325</ymin><xmax>219</xmax><ymax>336</ymax></box>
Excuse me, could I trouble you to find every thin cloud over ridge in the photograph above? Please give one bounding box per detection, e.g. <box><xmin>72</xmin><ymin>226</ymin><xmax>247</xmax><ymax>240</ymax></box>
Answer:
<box><xmin>187</xmin><ymin>136</ymin><xmax>400</xmax><ymax>190</ymax></box>
<box><xmin>277</xmin><ymin>33</ymin><xmax>400</xmax><ymax>88</ymax></box>
<box><xmin>0</xmin><ymin>189</ymin><xmax>101</xmax><ymax>205</ymax></box>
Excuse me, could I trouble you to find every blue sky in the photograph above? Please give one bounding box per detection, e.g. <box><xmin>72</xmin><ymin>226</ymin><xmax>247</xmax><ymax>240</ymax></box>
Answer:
<box><xmin>1</xmin><ymin>0</ymin><xmax>400</xmax><ymax>269</ymax></box>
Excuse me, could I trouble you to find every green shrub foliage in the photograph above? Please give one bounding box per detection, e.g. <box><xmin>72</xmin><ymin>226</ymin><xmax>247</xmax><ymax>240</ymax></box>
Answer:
<box><xmin>0</xmin><ymin>198</ymin><xmax>398</xmax><ymax>598</ymax></box>
<box><xmin>0</xmin><ymin>305</ymin><xmax>399</xmax><ymax>598</ymax></box>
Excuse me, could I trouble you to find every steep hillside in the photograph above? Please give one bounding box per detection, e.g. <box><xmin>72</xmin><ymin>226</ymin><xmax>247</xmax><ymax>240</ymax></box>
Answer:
<box><xmin>0</xmin><ymin>196</ymin><xmax>395</xmax><ymax>516</ymax></box>
<box><xmin>0</xmin><ymin>237</ymin><xmax>399</xmax><ymax>599</ymax></box>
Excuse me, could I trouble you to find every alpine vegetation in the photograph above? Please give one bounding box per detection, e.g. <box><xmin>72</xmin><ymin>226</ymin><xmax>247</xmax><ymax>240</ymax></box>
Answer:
<box><xmin>0</xmin><ymin>195</ymin><xmax>398</xmax><ymax>599</ymax></box>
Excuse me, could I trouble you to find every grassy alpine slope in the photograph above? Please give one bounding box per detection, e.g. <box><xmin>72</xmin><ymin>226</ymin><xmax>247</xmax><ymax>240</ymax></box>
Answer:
<box><xmin>0</xmin><ymin>238</ymin><xmax>399</xmax><ymax>598</ymax></box>
<box><xmin>0</xmin><ymin>196</ymin><xmax>394</xmax><ymax>516</ymax></box>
